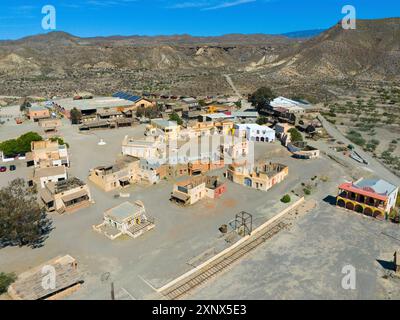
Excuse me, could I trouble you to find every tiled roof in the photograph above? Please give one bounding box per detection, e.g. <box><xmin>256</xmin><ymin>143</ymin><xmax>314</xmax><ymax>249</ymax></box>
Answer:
<box><xmin>339</xmin><ymin>178</ymin><xmax>398</xmax><ymax>201</ymax></box>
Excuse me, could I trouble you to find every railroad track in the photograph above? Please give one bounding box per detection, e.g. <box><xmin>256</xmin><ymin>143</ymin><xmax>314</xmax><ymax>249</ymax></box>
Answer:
<box><xmin>160</xmin><ymin>220</ymin><xmax>288</xmax><ymax>300</ymax></box>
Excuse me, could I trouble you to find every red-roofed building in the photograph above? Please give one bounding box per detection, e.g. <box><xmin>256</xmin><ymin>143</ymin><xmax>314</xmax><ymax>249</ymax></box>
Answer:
<box><xmin>336</xmin><ymin>178</ymin><xmax>398</xmax><ymax>220</ymax></box>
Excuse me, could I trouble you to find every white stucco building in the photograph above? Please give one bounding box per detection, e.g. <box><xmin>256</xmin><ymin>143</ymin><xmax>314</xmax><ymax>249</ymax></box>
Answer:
<box><xmin>233</xmin><ymin>124</ymin><xmax>275</xmax><ymax>143</ymax></box>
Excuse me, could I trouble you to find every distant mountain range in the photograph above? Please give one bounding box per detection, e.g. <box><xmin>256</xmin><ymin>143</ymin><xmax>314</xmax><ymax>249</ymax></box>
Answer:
<box><xmin>0</xmin><ymin>18</ymin><xmax>398</xmax><ymax>97</ymax></box>
<box><xmin>281</xmin><ymin>29</ymin><xmax>326</xmax><ymax>38</ymax></box>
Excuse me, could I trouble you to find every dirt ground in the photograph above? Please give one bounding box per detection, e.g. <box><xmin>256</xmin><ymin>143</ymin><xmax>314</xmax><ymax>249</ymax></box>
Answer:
<box><xmin>1</xmin><ymin>104</ymin><xmax>400</xmax><ymax>300</ymax></box>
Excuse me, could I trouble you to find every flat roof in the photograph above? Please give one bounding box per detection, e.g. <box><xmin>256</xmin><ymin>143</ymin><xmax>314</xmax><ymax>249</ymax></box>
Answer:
<box><xmin>33</xmin><ymin>166</ymin><xmax>67</xmax><ymax>179</ymax></box>
<box><xmin>151</xmin><ymin>118</ymin><xmax>178</xmax><ymax>128</ymax></box>
<box><xmin>182</xmin><ymin>97</ymin><xmax>197</xmax><ymax>103</ymax></box>
<box><xmin>29</xmin><ymin>105</ymin><xmax>48</xmax><ymax>111</ymax></box>
<box><xmin>231</xmin><ymin>111</ymin><xmax>259</xmax><ymax>118</ymax></box>
<box><xmin>8</xmin><ymin>255</ymin><xmax>82</xmax><ymax>300</ymax></box>
<box><xmin>203</xmin><ymin>113</ymin><xmax>233</xmax><ymax>119</ymax></box>
<box><xmin>52</xmin><ymin>96</ymin><xmax>134</xmax><ymax>111</ymax></box>
<box><xmin>235</xmin><ymin>123</ymin><xmax>275</xmax><ymax>131</ymax></box>
<box><xmin>105</xmin><ymin>201</ymin><xmax>144</xmax><ymax>222</ymax></box>
<box><xmin>355</xmin><ymin>178</ymin><xmax>397</xmax><ymax>196</ymax></box>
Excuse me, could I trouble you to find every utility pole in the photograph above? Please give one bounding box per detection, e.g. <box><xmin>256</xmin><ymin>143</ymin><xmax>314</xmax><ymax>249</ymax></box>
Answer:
<box><xmin>111</xmin><ymin>282</ymin><xmax>115</xmax><ymax>300</ymax></box>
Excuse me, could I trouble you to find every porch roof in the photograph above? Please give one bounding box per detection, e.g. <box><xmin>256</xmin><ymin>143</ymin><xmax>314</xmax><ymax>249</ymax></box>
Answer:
<box><xmin>338</xmin><ymin>182</ymin><xmax>388</xmax><ymax>201</ymax></box>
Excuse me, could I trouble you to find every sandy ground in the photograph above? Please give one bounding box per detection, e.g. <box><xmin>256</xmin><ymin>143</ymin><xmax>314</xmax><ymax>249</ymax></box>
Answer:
<box><xmin>1</xmin><ymin>106</ymin><xmax>400</xmax><ymax>300</ymax></box>
<box><xmin>192</xmin><ymin>200</ymin><xmax>400</xmax><ymax>300</ymax></box>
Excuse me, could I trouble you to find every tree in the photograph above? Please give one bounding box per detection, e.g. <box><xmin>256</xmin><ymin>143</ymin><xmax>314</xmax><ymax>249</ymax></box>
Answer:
<box><xmin>19</xmin><ymin>99</ymin><xmax>31</xmax><ymax>113</ymax></box>
<box><xmin>50</xmin><ymin>136</ymin><xmax>69</xmax><ymax>148</ymax></box>
<box><xmin>17</xmin><ymin>132</ymin><xmax>43</xmax><ymax>153</ymax></box>
<box><xmin>288</xmin><ymin>128</ymin><xmax>303</xmax><ymax>143</ymax></box>
<box><xmin>0</xmin><ymin>179</ymin><xmax>53</xmax><ymax>248</ymax></box>
<box><xmin>0</xmin><ymin>132</ymin><xmax>42</xmax><ymax>157</ymax></box>
<box><xmin>169</xmin><ymin>112</ymin><xmax>183</xmax><ymax>125</ymax></box>
<box><xmin>235</xmin><ymin>100</ymin><xmax>242</xmax><ymax>108</ymax></box>
<box><xmin>70</xmin><ymin>107</ymin><xmax>82</xmax><ymax>125</ymax></box>
<box><xmin>0</xmin><ymin>272</ymin><xmax>17</xmax><ymax>294</ymax></box>
<box><xmin>281</xmin><ymin>194</ymin><xmax>291</xmax><ymax>203</ymax></box>
<box><xmin>136</xmin><ymin>105</ymin><xmax>160</xmax><ymax>119</ymax></box>
<box><xmin>249</xmin><ymin>87</ymin><xmax>275</xmax><ymax>111</ymax></box>
<box><xmin>256</xmin><ymin>116</ymin><xmax>268</xmax><ymax>125</ymax></box>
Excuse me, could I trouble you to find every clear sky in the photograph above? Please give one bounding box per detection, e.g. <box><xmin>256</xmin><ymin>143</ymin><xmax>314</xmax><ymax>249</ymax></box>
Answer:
<box><xmin>0</xmin><ymin>0</ymin><xmax>399</xmax><ymax>39</ymax></box>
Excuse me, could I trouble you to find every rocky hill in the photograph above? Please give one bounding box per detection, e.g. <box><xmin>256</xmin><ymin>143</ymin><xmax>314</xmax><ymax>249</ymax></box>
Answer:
<box><xmin>0</xmin><ymin>18</ymin><xmax>398</xmax><ymax>97</ymax></box>
<box><xmin>260</xmin><ymin>18</ymin><xmax>400</xmax><ymax>81</ymax></box>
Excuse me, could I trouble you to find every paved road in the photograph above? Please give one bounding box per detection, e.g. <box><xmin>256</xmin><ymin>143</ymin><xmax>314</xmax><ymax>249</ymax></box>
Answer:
<box><xmin>317</xmin><ymin>114</ymin><xmax>400</xmax><ymax>185</ymax></box>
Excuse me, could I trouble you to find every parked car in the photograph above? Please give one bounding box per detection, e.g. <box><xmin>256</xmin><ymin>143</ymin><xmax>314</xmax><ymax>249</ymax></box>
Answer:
<box><xmin>0</xmin><ymin>166</ymin><xmax>7</xmax><ymax>172</ymax></box>
<box><xmin>9</xmin><ymin>165</ymin><xmax>16</xmax><ymax>171</ymax></box>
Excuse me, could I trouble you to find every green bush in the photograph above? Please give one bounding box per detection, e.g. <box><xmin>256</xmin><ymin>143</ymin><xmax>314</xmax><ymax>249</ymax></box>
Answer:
<box><xmin>0</xmin><ymin>132</ymin><xmax>42</xmax><ymax>157</ymax></box>
<box><xmin>288</xmin><ymin>128</ymin><xmax>303</xmax><ymax>142</ymax></box>
<box><xmin>249</xmin><ymin>87</ymin><xmax>275</xmax><ymax>111</ymax></box>
<box><xmin>169</xmin><ymin>112</ymin><xmax>183</xmax><ymax>126</ymax></box>
<box><xmin>256</xmin><ymin>116</ymin><xmax>268</xmax><ymax>125</ymax></box>
<box><xmin>0</xmin><ymin>272</ymin><xmax>17</xmax><ymax>294</ymax></box>
<box><xmin>50</xmin><ymin>137</ymin><xmax>69</xmax><ymax>148</ymax></box>
<box><xmin>281</xmin><ymin>194</ymin><xmax>291</xmax><ymax>203</ymax></box>
<box><xmin>346</xmin><ymin>130</ymin><xmax>366</xmax><ymax>147</ymax></box>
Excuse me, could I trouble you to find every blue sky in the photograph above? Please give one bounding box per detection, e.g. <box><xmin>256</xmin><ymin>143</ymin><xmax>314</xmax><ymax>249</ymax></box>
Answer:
<box><xmin>0</xmin><ymin>0</ymin><xmax>399</xmax><ymax>39</ymax></box>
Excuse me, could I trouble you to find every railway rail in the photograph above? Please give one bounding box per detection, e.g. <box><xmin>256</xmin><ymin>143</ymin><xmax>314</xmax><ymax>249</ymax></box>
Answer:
<box><xmin>160</xmin><ymin>220</ymin><xmax>288</xmax><ymax>300</ymax></box>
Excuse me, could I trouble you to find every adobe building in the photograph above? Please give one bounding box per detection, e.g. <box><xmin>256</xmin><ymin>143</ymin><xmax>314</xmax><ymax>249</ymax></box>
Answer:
<box><xmin>93</xmin><ymin>201</ymin><xmax>155</xmax><ymax>240</ymax></box>
<box><xmin>287</xmin><ymin>141</ymin><xmax>320</xmax><ymax>159</ymax></box>
<box><xmin>336</xmin><ymin>178</ymin><xmax>399</xmax><ymax>220</ymax></box>
<box><xmin>8</xmin><ymin>255</ymin><xmax>83</xmax><ymax>300</ymax></box>
<box><xmin>122</xmin><ymin>136</ymin><xmax>162</xmax><ymax>159</ymax></box>
<box><xmin>170</xmin><ymin>175</ymin><xmax>226</xmax><ymax>206</ymax></box>
<box><xmin>29</xmin><ymin>165</ymin><xmax>68</xmax><ymax>189</ymax></box>
<box><xmin>38</xmin><ymin>118</ymin><xmax>62</xmax><ymax>134</ymax></box>
<box><xmin>227</xmin><ymin>161</ymin><xmax>288</xmax><ymax>192</ymax></box>
<box><xmin>89</xmin><ymin>156</ymin><xmax>140</xmax><ymax>192</ymax></box>
<box><xmin>27</xmin><ymin>106</ymin><xmax>50</xmax><ymax>122</ymax></box>
<box><xmin>138</xmin><ymin>159</ymin><xmax>168</xmax><ymax>184</ymax></box>
<box><xmin>233</xmin><ymin>123</ymin><xmax>276</xmax><ymax>143</ymax></box>
<box><xmin>27</xmin><ymin>140</ymin><xmax>70</xmax><ymax>168</ymax></box>
<box><xmin>39</xmin><ymin>177</ymin><xmax>93</xmax><ymax>214</ymax></box>
<box><xmin>145</xmin><ymin>119</ymin><xmax>181</xmax><ymax>141</ymax></box>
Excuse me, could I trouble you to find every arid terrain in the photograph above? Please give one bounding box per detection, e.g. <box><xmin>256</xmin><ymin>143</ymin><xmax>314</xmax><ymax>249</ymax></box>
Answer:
<box><xmin>0</xmin><ymin>18</ymin><xmax>399</xmax><ymax>102</ymax></box>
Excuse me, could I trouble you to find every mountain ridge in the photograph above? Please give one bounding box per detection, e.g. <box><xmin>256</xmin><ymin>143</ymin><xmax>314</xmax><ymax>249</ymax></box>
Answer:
<box><xmin>0</xmin><ymin>18</ymin><xmax>399</xmax><ymax>97</ymax></box>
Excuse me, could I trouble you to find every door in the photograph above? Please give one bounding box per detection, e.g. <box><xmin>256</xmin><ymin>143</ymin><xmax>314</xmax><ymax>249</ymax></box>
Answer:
<box><xmin>244</xmin><ymin>178</ymin><xmax>252</xmax><ymax>187</ymax></box>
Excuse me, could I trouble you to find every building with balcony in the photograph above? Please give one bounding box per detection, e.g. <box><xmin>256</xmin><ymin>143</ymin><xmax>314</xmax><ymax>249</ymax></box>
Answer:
<box><xmin>39</xmin><ymin>177</ymin><xmax>93</xmax><ymax>214</ymax></box>
<box><xmin>336</xmin><ymin>178</ymin><xmax>399</xmax><ymax>220</ymax></box>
